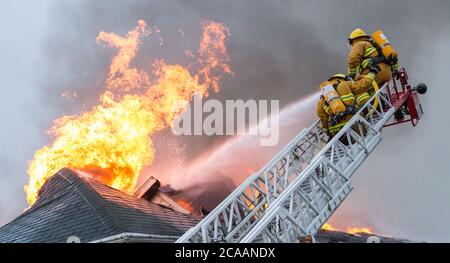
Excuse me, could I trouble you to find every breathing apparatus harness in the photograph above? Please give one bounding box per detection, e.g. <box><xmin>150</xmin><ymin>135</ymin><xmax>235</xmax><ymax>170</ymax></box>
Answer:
<box><xmin>321</xmin><ymin>80</ymin><xmax>358</xmax><ymax>127</ymax></box>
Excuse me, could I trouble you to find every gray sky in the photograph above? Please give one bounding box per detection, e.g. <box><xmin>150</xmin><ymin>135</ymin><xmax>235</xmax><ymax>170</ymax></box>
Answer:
<box><xmin>0</xmin><ymin>1</ymin><xmax>54</xmax><ymax>224</ymax></box>
<box><xmin>0</xmin><ymin>0</ymin><xmax>449</xmax><ymax>242</ymax></box>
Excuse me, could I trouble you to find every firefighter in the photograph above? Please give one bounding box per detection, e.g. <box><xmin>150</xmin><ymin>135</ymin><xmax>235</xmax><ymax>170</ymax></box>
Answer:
<box><xmin>329</xmin><ymin>67</ymin><xmax>379</xmax><ymax>107</ymax></box>
<box><xmin>347</xmin><ymin>28</ymin><xmax>397</xmax><ymax>89</ymax></box>
<box><xmin>317</xmin><ymin>66</ymin><xmax>380</xmax><ymax>139</ymax></box>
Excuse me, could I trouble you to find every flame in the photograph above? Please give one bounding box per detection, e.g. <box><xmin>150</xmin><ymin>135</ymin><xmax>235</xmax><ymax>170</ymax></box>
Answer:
<box><xmin>322</xmin><ymin>223</ymin><xmax>338</xmax><ymax>231</ymax></box>
<box><xmin>322</xmin><ymin>223</ymin><xmax>374</xmax><ymax>235</ymax></box>
<box><xmin>97</xmin><ymin>19</ymin><xmax>150</xmax><ymax>92</ymax></box>
<box><xmin>346</xmin><ymin>227</ymin><xmax>373</xmax><ymax>235</ymax></box>
<box><xmin>197</xmin><ymin>20</ymin><xmax>232</xmax><ymax>93</ymax></box>
<box><xmin>176</xmin><ymin>199</ymin><xmax>194</xmax><ymax>213</ymax></box>
<box><xmin>25</xmin><ymin>19</ymin><xmax>232</xmax><ymax>206</ymax></box>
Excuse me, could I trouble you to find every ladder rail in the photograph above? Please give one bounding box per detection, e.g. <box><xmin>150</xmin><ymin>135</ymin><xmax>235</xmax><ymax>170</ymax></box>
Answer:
<box><xmin>240</xmin><ymin>85</ymin><xmax>395</xmax><ymax>242</ymax></box>
<box><xmin>177</xmin><ymin>84</ymin><xmax>393</xmax><ymax>243</ymax></box>
<box><xmin>176</xmin><ymin>116</ymin><xmax>328</xmax><ymax>242</ymax></box>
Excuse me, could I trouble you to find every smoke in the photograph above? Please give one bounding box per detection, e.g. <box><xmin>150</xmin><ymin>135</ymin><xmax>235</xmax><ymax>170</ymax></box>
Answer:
<box><xmin>165</xmin><ymin>94</ymin><xmax>318</xmax><ymax>190</ymax></box>
<box><xmin>0</xmin><ymin>1</ymin><xmax>53</xmax><ymax>228</ymax></box>
<box><xmin>284</xmin><ymin>0</ymin><xmax>450</xmax><ymax>242</ymax></box>
<box><xmin>330</xmin><ymin>32</ymin><xmax>450</xmax><ymax>241</ymax></box>
<box><xmin>36</xmin><ymin>1</ymin><xmax>345</xmax><ymax>162</ymax></box>
<box><xmin>2</xmin><ymin>0</ymin><xmax>450</xmax><ymax>241</ymax></box>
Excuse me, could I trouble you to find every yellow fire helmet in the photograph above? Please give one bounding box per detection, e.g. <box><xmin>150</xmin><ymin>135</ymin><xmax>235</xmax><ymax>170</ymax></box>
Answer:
<box><xmin>328</xmin><ymin>73</ymin><xmax>349</xmax><ymax>82</ymax></box>
<box><xmin>348</xmin><ymin>28</ymin><xmax>369</xmax><ymax>42</ymax></box>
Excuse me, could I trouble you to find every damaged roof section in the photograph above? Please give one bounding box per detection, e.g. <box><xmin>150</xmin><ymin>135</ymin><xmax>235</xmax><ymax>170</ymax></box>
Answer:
<box><xmin>0</xmin><ymin>168</ymin><xmax>198</xmax><ymax>243</ymax></box>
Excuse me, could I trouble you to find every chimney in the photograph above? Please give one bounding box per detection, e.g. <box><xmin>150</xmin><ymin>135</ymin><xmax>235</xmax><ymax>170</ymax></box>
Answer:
<box><xmin>133</xmin><ymin>176</ymin><xmax>191</xmax><ymax>215</ymax></box>
<box><xmin>133</xmin><ymin>176</ymin><xmax>161</xmax><ymax>200</ymax></box>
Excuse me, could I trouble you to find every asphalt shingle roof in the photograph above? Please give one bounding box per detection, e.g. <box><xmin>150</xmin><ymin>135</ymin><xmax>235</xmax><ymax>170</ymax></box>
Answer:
<box><xmin>0</xmin><ymin>168</ymin><xmax>198</xmax><ymax>243</ymax></box>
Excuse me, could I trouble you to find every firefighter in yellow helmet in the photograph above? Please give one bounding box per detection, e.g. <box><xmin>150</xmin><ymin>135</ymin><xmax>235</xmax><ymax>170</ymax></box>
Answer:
<box><xmin>347</xmin><ymin>28</ymin><xmax>396</xmax><ymax>89</ymax></box>
<box><xmin>316</xmin><ymin>66</ymin><xmax>379</xmax><ymax>139</ymax></box>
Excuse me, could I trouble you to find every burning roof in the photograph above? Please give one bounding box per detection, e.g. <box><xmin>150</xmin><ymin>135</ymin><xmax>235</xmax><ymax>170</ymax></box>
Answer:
<box><xmin>0</xmin><ymin>168</ymin><xmax>198</xmax><ymax>243</ymax></box>
<box><xmin>0</xmin><ymin>168</ymin><xmax>416</xmax><ymax>243</ymax></box>
<box><xmin>25</xmin><ymin>19</ymin><xmax>232</xmax><ymax>206</ymax></box>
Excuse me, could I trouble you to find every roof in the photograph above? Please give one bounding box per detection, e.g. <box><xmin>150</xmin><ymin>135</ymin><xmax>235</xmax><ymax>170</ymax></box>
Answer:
<box><xmin>315</xmin><ymin>230</ymin><xmax>413</xmax><ymax>243</ymax></box>
<box><xmin>163</xmin><ymin>175</ymin><xmax>237</xmax><ymax>217</ymax></box>
<box><xmin>0</xmin><ymin>168</ymin><xmax>198</xmax><ymax>243</ymax></box>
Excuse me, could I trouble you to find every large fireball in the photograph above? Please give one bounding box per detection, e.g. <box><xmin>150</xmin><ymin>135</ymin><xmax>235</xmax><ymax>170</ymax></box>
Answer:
<box><xmin>25</xmin><ymin>20</ymin><xmax>232</xmax><ymax>205</ymax></box>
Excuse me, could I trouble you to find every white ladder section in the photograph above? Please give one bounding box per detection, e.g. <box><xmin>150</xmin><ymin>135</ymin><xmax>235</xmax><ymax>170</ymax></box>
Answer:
<box><xmin>177</xmin><ymin>85</ymin><xmax>395</xmax><ymax>243</ymax></box>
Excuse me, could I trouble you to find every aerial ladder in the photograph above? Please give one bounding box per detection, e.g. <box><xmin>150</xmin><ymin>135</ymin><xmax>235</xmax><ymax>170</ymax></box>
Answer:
<box><xmin>176</xmin><ymin>68</ymin><xmax>427</xmax><ymax>243</ymax></box>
